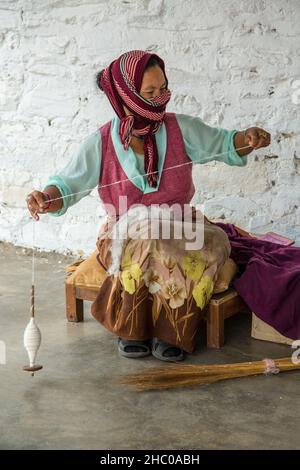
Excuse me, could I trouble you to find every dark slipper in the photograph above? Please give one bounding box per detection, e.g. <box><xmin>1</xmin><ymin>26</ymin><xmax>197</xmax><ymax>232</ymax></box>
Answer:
<box><xmin>151</xmin><ymin>337</ymin><xmax>185</xmax><ymax>362</ymax></box>
<box><xmin>118</xmin><ymin>337</ymin><xmax>151</xmax><ymax>358</ymax></box>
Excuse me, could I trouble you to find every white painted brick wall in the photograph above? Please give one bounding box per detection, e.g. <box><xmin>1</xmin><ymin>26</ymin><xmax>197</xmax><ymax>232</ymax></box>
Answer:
<box><xmin>1</xmin><ymin>0</ymin><xmax>300</xmax><ymax>255</ymax></box>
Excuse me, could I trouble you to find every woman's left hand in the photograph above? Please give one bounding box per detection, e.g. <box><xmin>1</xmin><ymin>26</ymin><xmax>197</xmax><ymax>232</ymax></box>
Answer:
<box><xmin>244</xmin><ymin>127</ymin><xmax>271</xmax><ymax>149</ymax></box>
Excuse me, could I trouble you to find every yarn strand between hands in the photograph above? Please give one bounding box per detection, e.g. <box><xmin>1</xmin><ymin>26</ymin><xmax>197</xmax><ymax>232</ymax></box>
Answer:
<box><xmin>41</xmin><ymin>145</ymin><xmax>253</xmax><ymax>205</ymax></box>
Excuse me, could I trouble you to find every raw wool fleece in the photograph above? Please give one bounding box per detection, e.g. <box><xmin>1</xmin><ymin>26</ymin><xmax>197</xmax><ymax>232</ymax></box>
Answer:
<box><xmin>106</xmin><ymin>205</ymin><xmax>185</xmax><ymax>277</ymax></box>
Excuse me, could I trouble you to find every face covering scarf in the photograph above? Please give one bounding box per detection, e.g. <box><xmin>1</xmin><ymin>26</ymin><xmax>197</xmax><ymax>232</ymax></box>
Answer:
<box><xmin>98</xmin><ymin>50</ymin><xmax>172</xmax><ymax>187</ymax></box>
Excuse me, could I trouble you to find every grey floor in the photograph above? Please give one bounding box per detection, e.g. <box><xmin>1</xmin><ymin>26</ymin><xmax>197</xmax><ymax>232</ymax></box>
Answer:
<box><xmin>0</xmin><ymin>242</ymin><xmax>299</xmax><ymax>450</ymax></box>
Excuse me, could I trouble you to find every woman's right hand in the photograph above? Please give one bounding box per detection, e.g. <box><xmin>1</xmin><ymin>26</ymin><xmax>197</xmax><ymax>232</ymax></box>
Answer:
<box><xmin>26</xmin><ymin>191</ymin><xmax>50</xmax><ymax>221</ymax></box>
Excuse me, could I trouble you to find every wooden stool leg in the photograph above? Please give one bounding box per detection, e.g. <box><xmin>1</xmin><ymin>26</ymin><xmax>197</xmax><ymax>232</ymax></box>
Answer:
<box><xmin>206</xmin><ymin>303</ymin><xmax>224</xmax><ymax>348</ymax></box>
<box><xmin>65</xmin><ymin>283</ymin><xmax>84</xmax><ymax>322</ymax></box>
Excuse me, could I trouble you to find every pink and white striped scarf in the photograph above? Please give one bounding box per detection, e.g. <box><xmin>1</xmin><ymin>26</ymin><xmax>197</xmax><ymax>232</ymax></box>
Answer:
<box><xmin>98</xmin><ymin>50</ymin><xmax>172</xmax><ymax>187</ymax></box>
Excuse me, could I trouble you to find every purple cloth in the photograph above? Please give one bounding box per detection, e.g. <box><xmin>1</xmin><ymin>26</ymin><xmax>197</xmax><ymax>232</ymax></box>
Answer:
<box><xmin>215</xmin><ymin>222</ymin><xmax>300</xmax><ymax>340</ymax></box>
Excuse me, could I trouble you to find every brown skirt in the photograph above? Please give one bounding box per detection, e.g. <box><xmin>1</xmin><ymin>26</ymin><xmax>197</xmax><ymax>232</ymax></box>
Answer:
<box><xmin>91</xmin><ymin>207</ymin><xmax>231</xmax><ymax>353</ymax></box>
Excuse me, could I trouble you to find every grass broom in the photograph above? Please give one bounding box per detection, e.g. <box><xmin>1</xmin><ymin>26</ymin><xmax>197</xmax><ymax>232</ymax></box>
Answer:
<box><xmin>120</xmin><ymin>357</ymin><xmax>300</xmax><ymax>391</ymax></box>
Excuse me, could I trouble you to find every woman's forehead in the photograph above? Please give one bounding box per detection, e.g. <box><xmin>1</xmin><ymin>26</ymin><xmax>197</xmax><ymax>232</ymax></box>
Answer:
<box><xmin>141</xmin><ymin>65</ymin><xmax>166</xmax><ymax>88</ymax></box>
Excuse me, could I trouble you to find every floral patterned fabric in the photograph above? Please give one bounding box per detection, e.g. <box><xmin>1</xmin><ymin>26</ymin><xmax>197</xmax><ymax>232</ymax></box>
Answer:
<box><xmin>91</xmin><ymin>207</ymin><xmax>231</xmax><ymax>353</ymax></box>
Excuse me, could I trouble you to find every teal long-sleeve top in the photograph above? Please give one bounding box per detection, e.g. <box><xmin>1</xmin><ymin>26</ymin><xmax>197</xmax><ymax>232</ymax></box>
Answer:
<box><xmin>45</xmin><ymin>113</ymin><xmax>247</xmax><ymax>216</ymax></box>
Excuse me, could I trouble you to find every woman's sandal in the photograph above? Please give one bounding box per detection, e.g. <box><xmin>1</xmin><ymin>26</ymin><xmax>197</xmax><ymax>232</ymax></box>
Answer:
<box><xmin>117</xmin><ymin>337</ymin><xmax>151</xmax><ymax>358</ymax></box>
<box><xmin>151</xmin><ymin>337</ymin><xmax>185</xmax><ymax>362</ymax></box>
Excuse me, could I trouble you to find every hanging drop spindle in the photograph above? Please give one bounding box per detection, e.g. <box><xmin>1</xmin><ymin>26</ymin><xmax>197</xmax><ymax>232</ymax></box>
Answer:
<box><xmin>23</xmin><ymin>214</ymin><xmax>43</xmax><ymax>376</ymax></box>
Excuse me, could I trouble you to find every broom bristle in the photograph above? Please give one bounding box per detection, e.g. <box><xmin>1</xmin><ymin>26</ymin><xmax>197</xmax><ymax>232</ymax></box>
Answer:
<box><xmin>120</xmin><ymin>357</ymin><xmax>300</xmax><ymax>391</ymax></box>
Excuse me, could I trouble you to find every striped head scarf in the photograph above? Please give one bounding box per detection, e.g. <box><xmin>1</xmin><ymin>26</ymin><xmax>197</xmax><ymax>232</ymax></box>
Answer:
<box><xmin>98</xmin><ymin>50</ymin><xmax>172</xmax><ymax>187</ymax></box>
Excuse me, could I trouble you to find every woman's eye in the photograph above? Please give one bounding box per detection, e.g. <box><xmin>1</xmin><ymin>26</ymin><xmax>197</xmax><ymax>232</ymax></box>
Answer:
<box><xmin>144</xmin><ymin>87</ymin><xmax>166</xmax><ymax>100</ymax></box>
<box><xmin>145</xmin><ymin>88</ymin><xmax>166</xmax><ymax>94</ymax></box>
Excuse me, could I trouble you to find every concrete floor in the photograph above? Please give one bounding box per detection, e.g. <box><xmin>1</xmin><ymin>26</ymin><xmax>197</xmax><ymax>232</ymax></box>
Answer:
<box><xmin>0</xmin><ymin>241</ymin><xmax>299</xmax><ymax>450</ymax></box>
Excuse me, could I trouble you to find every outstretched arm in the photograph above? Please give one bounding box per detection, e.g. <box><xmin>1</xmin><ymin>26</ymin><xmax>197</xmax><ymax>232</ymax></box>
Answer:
<box><xmin>175</xmin><ymin>113</ymin><xmax>271</xmax><ymax>167</ymax></box>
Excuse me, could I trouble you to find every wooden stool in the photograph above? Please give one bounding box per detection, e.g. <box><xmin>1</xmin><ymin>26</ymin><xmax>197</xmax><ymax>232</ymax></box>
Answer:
<box><xmin>65</xmin><ymin>281</ymin><xmax>249</xmax><ymax>349</ymax></box>
<box><xmin>204</xmin><ymin>288</ymin><xmax>249</xmax><ymax>348</ymax></box>
<box><xmin>65</xmin><ymin>282</ymin><xmax>98</xmax><ymax>324</ymax></box>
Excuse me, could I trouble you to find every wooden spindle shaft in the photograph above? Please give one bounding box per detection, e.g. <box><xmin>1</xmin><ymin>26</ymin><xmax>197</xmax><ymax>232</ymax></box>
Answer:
<box><xmin>31</xmin><ymin>284</ymin><xmax>34</xmax><ymax>318</ymax></box>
